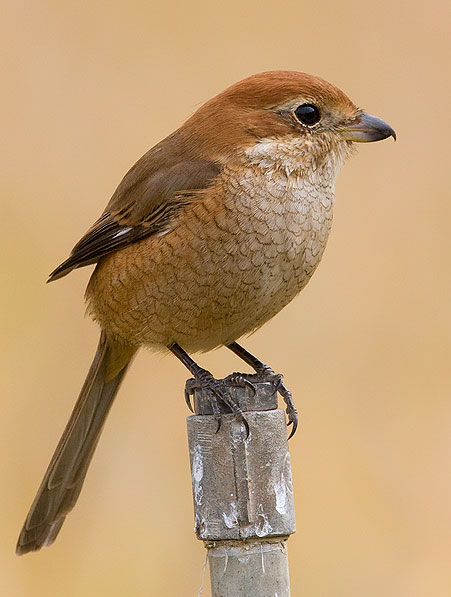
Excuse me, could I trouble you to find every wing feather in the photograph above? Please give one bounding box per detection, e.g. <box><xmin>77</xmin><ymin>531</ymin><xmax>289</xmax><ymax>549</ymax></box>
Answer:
<box><xmin>49</xmin><ymin>157</ymin><xmax>220</xmax><ymax>281</ymax></box>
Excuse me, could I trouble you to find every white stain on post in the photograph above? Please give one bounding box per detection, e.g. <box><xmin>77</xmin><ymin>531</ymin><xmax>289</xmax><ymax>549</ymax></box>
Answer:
<box><xmin>275</xmin><ymin>452</ymin><xmax>293</xmax><ymax>514</ymax></box>
<box><xmin>192</xmin><ymin>444</ymin><xmax>204</xmax><ymax>506</ymax></box>
<box><xmin>222</xmin><ymin>501</ymin><xmax>238</xmax><ymax>528</ymax></box>
<box><xmin>256</xmin><ymin>503</ymin><xmax>273</xmax><ymax>537</ymax></box>
<box><xmin>274</xmin><ymin>478</ymin><xmax>288</xmax><ymax>514</ymax></box>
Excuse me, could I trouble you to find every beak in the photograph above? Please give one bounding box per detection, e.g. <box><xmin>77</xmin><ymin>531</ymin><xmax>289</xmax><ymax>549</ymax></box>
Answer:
<box><xmin>341</xmin><ymin>112</ymin><xmax>396</xmax><ymax>143</ymax></box>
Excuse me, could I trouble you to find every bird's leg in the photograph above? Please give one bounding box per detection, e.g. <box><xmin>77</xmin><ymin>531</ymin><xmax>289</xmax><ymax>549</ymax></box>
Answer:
<box><xmin>227</xmin><ymin>341</ymin><xmax>298</xmax><ymax>438</ymax></box>
<box><xmin>169</xmin><ymin>343</ymin><xmax>250</xmax><ymax>434</ymax></box>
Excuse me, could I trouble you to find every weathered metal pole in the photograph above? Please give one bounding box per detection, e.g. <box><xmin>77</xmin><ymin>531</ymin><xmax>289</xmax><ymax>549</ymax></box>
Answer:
<box><xmin>186</xmin><ymin>375</ymin><xmax>296</xmax><ymax>596</ymax></box>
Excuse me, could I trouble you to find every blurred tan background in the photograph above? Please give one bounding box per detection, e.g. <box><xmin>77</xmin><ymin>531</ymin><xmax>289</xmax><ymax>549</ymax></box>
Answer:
<box><xmin>1</xmin><ymin>1</ymin><xmax>450</xmax><ymax>595</ymax></box>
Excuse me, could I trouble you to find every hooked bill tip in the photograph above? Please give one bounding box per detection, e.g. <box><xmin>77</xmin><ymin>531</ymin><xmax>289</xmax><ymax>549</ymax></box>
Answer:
<box><xmin>342</xmin><ymin>112</ymin><xmax>396</xmax><ymax>143</ymax></box>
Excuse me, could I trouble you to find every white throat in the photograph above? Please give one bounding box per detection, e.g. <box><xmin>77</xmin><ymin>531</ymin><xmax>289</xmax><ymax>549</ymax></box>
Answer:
<box><xmin>243</xmin><ymin>136</ymin><xmax>354</xmax><ymax>187</ymax></box>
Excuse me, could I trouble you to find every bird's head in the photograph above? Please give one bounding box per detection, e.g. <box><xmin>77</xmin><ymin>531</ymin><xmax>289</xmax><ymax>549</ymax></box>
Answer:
<box><xmin>182</xmin><ymin>71</ymin><xmax>395</xmax><ymax>176</ymax></box>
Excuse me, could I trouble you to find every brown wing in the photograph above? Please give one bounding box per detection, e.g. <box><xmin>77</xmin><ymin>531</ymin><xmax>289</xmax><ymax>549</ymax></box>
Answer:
<box><xmin>48</xmin><ymin>156</ymin><xmax>221</xmax><ymax>281</ymax></box>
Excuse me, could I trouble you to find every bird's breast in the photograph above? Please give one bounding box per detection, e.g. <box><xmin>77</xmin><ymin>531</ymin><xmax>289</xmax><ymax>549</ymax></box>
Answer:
<box><xmin>87</xmin><ymin>164</ymin><xmax>335</xmax><ymax>351</ymax></box>
<box><xmin>219</xmin><ymin>163</ymin><xmax>335</xmax><ymax>298</ymax></box>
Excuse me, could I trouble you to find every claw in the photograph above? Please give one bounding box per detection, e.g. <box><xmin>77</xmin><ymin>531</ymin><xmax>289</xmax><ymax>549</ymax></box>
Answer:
<box><xmin>287</xmin><ymin>412</ymin><xmax>298</xmax><ymax>439</ymax></box>
<box><xmin>224</xmin><ymin>373</ymin><xmax>257</xmax><ymax>396</ymax></box>
<box><xmin>272</xmin><ymin>374</ymin><xmax>283</xmax><ymax>392</ymax></box>
<box><xmin>241</xmin><ymin>415</ymin><xmax>250</xmax><ymax>439</ymax></box>
<box><xmin>184</xmin><ymin>378</ymin><xmax>197</xmax><ymax>413</ymax></box>
<box><xmin>277</xmin><ymin>382</ymin><xmax>299</xmax><ymax>440</ymax></box>
<box><xmin>259</xmin><ymin>370</ymin><xmax>299</xmax><ymax>438</ymax></box>
<box><xmin>185</xmin><ymin>388</ymin><xmax>194</xmax><ymax>412</ymax></box>
<box><xmin>243</xmin><ymin>379</ymin><xmax>257</xmax><ymax>396</ymax></box>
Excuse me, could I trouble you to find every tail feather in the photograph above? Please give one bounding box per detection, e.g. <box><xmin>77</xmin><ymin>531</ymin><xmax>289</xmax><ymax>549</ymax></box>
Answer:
<box><xmin>16</xmin><ymin>333</ymin><xmax>136</xmax><ymax>555</ymax></box>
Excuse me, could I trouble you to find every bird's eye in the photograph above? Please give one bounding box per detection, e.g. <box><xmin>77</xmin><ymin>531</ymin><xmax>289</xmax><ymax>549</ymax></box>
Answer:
<box><xmin>294</xmin><ymin>104</ymin><xmax>321</xmax><ymax>126</ymax></box>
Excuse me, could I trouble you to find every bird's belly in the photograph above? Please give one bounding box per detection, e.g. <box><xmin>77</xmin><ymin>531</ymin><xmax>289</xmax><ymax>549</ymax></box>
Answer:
<box><xmin>87</xmin><ymin>181</ymin><xmax>334</xmax><ymax>352</ymax></box>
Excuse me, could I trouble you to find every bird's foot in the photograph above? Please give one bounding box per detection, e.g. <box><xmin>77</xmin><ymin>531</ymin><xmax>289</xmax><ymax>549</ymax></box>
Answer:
<box><xmin>225</xmin><ymin>342</ymin><xmax>299</xmax><ymax>438</ymax></box>
<box><xmin>253</xmin><ymin>367</ymin><xmax>298</xmax><ymax>438</ymax></box>
<box><xmin>185</xmin><ymin>369</ymin><xmax>250</xmax><ymax>435</ymax></box>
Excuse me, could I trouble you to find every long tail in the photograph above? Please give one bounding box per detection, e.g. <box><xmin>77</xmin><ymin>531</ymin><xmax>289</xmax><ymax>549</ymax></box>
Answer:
<box><xmin>16</xmin><ymin>333</ymin><xmax>136</xmax><ymax>555</ymax></box>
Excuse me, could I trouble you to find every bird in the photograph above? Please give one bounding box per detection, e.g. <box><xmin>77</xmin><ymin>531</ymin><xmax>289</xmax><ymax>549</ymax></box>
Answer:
<box><xmin>16</xmin><ymin>70</ymin><xmax>395</xmax><ymax>555</ymax></box>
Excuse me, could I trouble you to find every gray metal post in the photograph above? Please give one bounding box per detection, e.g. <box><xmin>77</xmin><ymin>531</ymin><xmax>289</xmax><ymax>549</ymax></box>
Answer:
<box><xmin>186</xmin><ymin>376</ymin><xmax>296</xmax><ymax>596</ymax></box>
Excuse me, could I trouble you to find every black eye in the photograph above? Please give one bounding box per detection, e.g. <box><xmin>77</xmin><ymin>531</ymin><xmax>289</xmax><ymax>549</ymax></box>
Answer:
<box><xmin>294</xmin><ymin>104</ymin><xmax>321</xmax><ymax>126</ymax></box>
